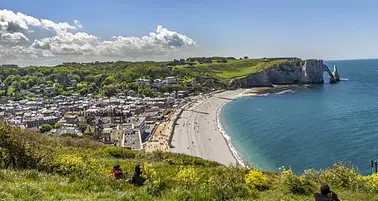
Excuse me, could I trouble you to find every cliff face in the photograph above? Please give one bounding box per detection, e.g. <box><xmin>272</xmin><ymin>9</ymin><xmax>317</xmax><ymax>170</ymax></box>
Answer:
<box><xmin>229</xmin><ymin>59</ymin><xmax>339</xmax><ymax>88</ymax></box>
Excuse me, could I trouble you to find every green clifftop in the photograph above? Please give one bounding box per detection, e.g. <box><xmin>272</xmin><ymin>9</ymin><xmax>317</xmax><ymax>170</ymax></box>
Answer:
<box><xmin>0</xmin><ymin>122</ymin><xmax>378</xmax><ymax>200</ymax></box>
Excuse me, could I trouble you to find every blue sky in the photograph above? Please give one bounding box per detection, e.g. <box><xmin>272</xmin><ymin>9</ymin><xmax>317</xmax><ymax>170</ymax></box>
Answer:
<box><xmin>1</xmin><ymin>0</ymin><xmax>378</xmax><ymax>64</ymax></box>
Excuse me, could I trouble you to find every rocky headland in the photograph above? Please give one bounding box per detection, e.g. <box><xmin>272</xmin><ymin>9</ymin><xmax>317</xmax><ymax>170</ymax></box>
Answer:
<box><xmin>229</xmin><ymin>59</ymin><xmax>340</xmax><ymax>89</ymax></box>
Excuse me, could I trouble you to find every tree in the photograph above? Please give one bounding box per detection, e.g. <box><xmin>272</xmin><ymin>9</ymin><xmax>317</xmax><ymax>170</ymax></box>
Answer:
<box><xmin>103</xmin><ymin>84</ymin><xmax>117</xmax><ymax>97</ymax></box>
<box><xmin>142</xmin><ymin>87</ymin><xmax>152</xmax><ymax>97</ymax></box>
<box><xmin>53</xmin><ymin>122</ymin><xmax>62</xmax><ymax>129</ymax></box>
<box><xmin>39</xmin><ymin>124</ymin><xmax>53</xmax><ymax>133</ymax></box>
<box><xmin>19</xmin><ymin>80</ymin><xmax>28</xmax><ymax>90</ymax></box>
<box><xmin>11</xmin><ymin>81</ymin><xmax>19</xmax><ymax>91</ymax></box>
<box><xmin>244</xmin><ymin>56</ymin><xmax>249</xmax><ymax>59</ymax></box>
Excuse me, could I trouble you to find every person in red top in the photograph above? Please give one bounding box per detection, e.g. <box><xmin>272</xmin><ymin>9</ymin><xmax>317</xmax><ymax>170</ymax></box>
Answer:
<box><xmin>111</xmin><ymin>164</ymin><xmax>124</xmax><ymax>180</ymax></box>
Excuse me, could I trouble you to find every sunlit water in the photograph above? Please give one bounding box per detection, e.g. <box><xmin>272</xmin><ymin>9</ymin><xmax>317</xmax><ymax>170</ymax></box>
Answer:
<box><xmin>220</xmin><ymin>59</ymin><xmax>378</xmax><ymax>175</ymax></box>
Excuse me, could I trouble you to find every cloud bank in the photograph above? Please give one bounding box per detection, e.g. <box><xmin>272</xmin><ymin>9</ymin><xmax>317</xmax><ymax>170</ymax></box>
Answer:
<box><xmin>0</xmin><ymin>9</ymin><xmax>197</xmax><ymax>65</ymax></box>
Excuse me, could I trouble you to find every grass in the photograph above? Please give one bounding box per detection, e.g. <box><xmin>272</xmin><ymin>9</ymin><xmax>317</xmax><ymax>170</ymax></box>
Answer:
<box><xmin>173</xmin><ymin>58</ymin><xmax>300</xmax><ymax>83</ymax></box>
<box><xmin>2</xmin><ymin>122</ymin><xmax>378</xmax><ymax>200</ymax></box>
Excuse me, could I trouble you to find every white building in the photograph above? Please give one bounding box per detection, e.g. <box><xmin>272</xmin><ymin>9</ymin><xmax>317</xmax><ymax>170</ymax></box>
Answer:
<box><xmin>137</xmin><ymin>78</ymin><xmax>151</xmax><ymax>85</ymax></box>
<box><xmin>132</xmin><ymin>117</ymin><xmax>147</xmax><ymax>135</ymax></box>
<box><xmin>166</xmin><ymin>77</ymin><xmax>177</xmax><ymax>84</ymax></box>
<box><xmin>152</xmin><ymin>79</ymin><xmax>163</xmax><ymax>87</ymax></box>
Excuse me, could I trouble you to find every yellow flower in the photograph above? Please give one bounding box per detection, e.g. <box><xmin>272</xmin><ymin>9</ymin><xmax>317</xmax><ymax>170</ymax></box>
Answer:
<box><xmin>245</xmin><ymin>169</ymin><xmax>267</xmax><ymax>189</ymax></box>
<box><xmin>176</xmin><ymin>166</ymin><xmax>200</xmax><ymax>184</ymax></box>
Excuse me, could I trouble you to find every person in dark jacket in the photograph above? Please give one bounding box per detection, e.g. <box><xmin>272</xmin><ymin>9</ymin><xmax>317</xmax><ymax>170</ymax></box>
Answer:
<box><xmin>111</xmin><ymin>164</ymin><xmax>124</xmax><ymax>180</ymax></box>
<box><xmin>127</xmin><ymin>164</ymin><xmax>145</xmax><ymax>186</ymax></box>
<box><xmin>314</xmin><ymin>184</ymin><xmax>341</xmax><ymax>201</ymax></box>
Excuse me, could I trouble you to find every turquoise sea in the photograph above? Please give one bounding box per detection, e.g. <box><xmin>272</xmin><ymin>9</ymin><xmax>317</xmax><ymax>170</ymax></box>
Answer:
<box><xmin>220</xmin><ymin>59</ymin><xmax>378</xmax><ymax>175</ymax></box>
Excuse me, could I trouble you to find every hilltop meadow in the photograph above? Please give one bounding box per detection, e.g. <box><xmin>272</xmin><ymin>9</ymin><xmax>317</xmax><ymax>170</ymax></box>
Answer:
<box><xmin>1</xmin><ymin>122</ymin><xmax>378</xmax><ymax>201</ymax></box>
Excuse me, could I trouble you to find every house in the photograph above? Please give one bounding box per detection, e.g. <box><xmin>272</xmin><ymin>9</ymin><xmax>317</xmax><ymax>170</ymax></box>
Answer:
<box><xmin>20</xmin><ymin>89</ymin><xmax>29</xmax><ymax>95</ymax></box>
<box><xmin>122</xmin><ymin>129</ymin><xmax>142</xmax><ymax>150</ymax></box>
<box><xmin>30</xmin><ymin>86</ymin><xmax>40</xmax><ymax>93</ymax></box>
<box><xmin>152</xmin><ymin>79</ymin><xmax>163</xmax><ymax>87</ymax></box>
<box><xmin>62</xmin><ymin>114</ymin><xmax>79</xmax><ymax>124</ymax></box>
<box><xmin>132</xmin><ymin>117</ymin><xmax>147</xmax><ymax>136</ymax></box>
<box><xmin>166</xmin><ymin>77</ymin><xmax>177</xmax><ymax>84</ymax></box>
<box><xmin>56</xmin><ymin>127</ymin><xmax>83</xmax><ymax>136</ymax></box>
<box><xmin>100</xmin><ymin>126</ymin><xmax>143</xmax><ymax>150</ymax></box>
<box><xmin>177</xmin><ymin>91</ymin><xmax>188</xmax><ymax>98</ymax></box>
<box><xmin>137</xmin><ymin>78</ymin><xmax>151</xmax><ymax>85</ymax></box>
<box><xmin>71</xmin><ymin>80</ymin><xmax>77</xmax><ymax>85</ymax></box>
<box><xmin>23</xmin><ymin>116</ymin><xmax>44</xmax><ymax>128</ymax></box>
<box><xmin>127</xmin><ymin>90</ymin><xmax>135</xmax><ymax>97</ymax></box>
<box><xmin>44</xmin><ymin>87</ymin><xmax>53</xmax><ymax>94</ymax></box>
<box><xmin>84</xmin><ymin>125</ymin><xmax>100</xmax><ymax>136</ymax></box>
<box><xmin>0</xmin><ymin>84</ymin><xmax>8</xmax><ymax>90</ymax></box>
<box><xmin>43</xmin><ymin>116</ymin><xmax>60</xmax><ymax>124</ymax></box>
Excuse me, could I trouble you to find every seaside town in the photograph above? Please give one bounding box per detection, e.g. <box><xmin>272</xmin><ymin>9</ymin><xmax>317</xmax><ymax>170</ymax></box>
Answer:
<box><xmin>0</xmin><ymin>74</ymin><xmax>195</xmax><ymax>152</ymax></box>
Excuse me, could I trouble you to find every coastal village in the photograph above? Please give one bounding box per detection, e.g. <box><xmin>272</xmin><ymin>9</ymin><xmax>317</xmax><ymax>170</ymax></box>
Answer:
<box><xmin>0</xmin><ymin>75</ymin><xmax>194</xmax><ymax>152</ymax></box>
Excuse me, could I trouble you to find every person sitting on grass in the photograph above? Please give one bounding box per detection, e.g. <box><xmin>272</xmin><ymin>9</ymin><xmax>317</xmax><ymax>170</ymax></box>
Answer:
<box><xmin>127</xmin><ymin>164</ymin><xmax>145</xmax><ymax>186</ymax></box>
<box><xmin>314</xmin><ymin>184</ymin><xmax>341</xmax><ymax>201</ymax></box>
<box><xmin>111</xmin><ymin>164</ymin><xmax>124</xmax><ymax>180</ymax></box>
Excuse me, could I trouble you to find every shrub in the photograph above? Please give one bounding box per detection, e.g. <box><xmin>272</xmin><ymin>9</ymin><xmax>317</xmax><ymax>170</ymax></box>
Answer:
<box><xmin>303</xmin><ymin>168</ymin><xmax>320</xmax><ymax>183</ymax></box>
<box><xmin>39</xmin><ymin>124</ymin><xmax>52</xmax><ymax>133</ymax></box>
<box><xmin>176</xmin><ymin>166</ymin><xmax>200</xmax><ymax>185</ymax></box>
<box><xmin>245</xmin><ymin>169</ymin><xmax>268</xmax><ymax>190</ymax></box>
<box><xmin>204</xmin><ymin>167</ymin><xmax>255</xmax><ymax>200</ymax></box>
<box><xmin>104</xmin><ymin>147</ymin><xmax>136</xmax><ymax>159</ymax></box>
<box><xmin>280</xmin><ymin>167</ymin><xmax>315</xmax><ymax>195</ymax></box>
<box><xmin>142</xmin><ymin>162</ymin><xmax>165</xmax><ymax>197</ymax></box>
<box><xmin>320</xmin><ymin>162</ymin><xmax>363</xmax><ymax>189</ymax></box>
<box><xmin>54</xmin><ymin>154</ymin><xmax>104</xmax><ymax>177</ymax></box>
<box><xmin>365</xmin><ymin>174</ymin><xmax>378</xmax><ymax>192</ymax></box>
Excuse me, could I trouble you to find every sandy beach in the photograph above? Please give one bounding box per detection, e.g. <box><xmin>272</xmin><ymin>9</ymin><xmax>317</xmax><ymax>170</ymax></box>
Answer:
<box><xmin>171</xmin><ymin>89</ymin><xmax>246</xmax><ymax>166</ymax></box>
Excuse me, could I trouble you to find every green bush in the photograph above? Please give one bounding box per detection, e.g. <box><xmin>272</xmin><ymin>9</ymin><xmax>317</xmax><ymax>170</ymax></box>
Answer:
<box><xmin>245</xmin><ymin>169</ymin><xmax>269</xmax><ymax>190</ymax></box>
<box><xmin>320</xmin><ymin>162</ymin><xmax>363</xmax><ymax>189</ymax></box>
<box><xmin>280</xmin><ymin>167</ymin><xmax>315</xmax><ymax>195</ymax></box>
<box><xmin>105</xmin><ymin>146</ymin><xmax>136</xmax><ymax>159</ymax></box>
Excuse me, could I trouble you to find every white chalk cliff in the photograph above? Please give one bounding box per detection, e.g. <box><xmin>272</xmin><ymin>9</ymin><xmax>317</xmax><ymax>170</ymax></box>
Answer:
<box><xmin>229</xmin><ymin>59</ymin><xmax>340</xmax><ymax>88</ymax></box>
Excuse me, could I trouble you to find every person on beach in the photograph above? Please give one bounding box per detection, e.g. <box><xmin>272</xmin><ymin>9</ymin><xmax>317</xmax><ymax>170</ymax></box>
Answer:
<box><xmin>314</xmin><ymin>184</ymin><xmax>341</xmax><ymax>201</ymax></box>
<box><xmin>111</xmin><ymin>164</ymin><xmax>124</xmax><ymax>180</ymax></box>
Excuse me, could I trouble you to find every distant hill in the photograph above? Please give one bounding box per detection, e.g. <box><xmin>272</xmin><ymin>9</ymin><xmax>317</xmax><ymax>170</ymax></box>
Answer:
<box><xmin>1</xmin><ymin>121</ymin><xmax>378</xmax><ymax>200</ymax></box>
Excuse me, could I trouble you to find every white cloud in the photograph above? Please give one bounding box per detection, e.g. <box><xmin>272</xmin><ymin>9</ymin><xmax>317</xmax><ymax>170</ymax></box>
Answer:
<box><xmin>1</xmin><ymin>32</ymin><xmax>29</xmax><ymax>42</ymax></box>
<box><xmin>73</xmin><ymin>20</ymin><xmax>83</xmax><ymax>29</ymax></box>
<box><xmin>31</xmin><ymin>32</ymin><xmax>99</xmax><ymax>55</ymax></box>
<box><xmin>40</xmin><ymin>19</ymin><xmax>77</xmax><ymax>33</ymax></box>
<box><xmin>0</xmin><ymin>9</ymin><xmax>79</xmax><ymax>34</ymax></box>
<box><xmin>0</xmin><ymin>9</ymin><xmax>197</xmax><ymax>64</ymax></box>
<box><xmin>94</xmin><ymin>25</ymin><xmax>196</xmax><ymax>56</ymax></box>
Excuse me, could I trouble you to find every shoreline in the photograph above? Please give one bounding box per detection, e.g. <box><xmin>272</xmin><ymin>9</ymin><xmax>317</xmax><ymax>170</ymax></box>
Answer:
<box><xmin>216</xmin><ymin>100</ymin><xmax>247</xmax><ymax>167</ymax></box>
<box><xmin>170</xmin><ymin>85</ymin><xmax>304</xmax><ymax>167</ymax></box>
<box><xmin>170</xmin><ymin>89</ymin><xmax>247</xmax><ymax>166</ymax></box>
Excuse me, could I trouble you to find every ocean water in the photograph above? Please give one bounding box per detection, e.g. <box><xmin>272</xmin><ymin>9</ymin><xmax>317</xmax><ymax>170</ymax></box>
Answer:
<box><xmin>220</xmin><ymin>59</ymin><xmax>378</xmax><ymax>175</ymax></box>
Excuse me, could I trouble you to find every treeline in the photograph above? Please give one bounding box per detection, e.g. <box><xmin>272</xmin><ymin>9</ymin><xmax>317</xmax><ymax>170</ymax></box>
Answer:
<box><xmin>166</xmin><ymin>56</ymin><xmax>239</xmax><ymax>66</ymax></box>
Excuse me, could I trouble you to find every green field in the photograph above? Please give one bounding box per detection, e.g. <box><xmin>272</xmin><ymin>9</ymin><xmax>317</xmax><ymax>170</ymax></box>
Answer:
<box><xmin>173</xmin><ymin>58</ymin><xmax>299</xmax><ymax>83</ymax></box>
<box><xmin>1</xmin><ymin>122</ymin><xmax>378</xmax><ymax>200</ymax></box>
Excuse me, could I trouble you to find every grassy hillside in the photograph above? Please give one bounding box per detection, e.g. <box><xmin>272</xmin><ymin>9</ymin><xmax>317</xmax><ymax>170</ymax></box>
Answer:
<box><xmin>1</xmin><ymin>122</ymin><xmax>378</xmax><ymax>200</ymax></box>
<box><xmin>174</xmin><ymin>58</ymin><xmax>299</xmax><ymax>83</ymax></box>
